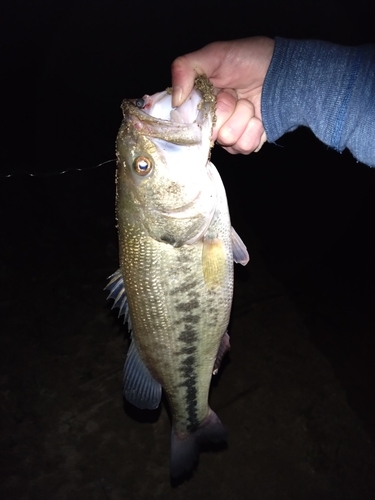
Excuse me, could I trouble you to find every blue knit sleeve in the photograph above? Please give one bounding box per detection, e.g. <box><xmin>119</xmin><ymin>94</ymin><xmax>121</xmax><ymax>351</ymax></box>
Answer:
<box><xmin>261</xmin><ymin>37</ymin><xmax>375</xmax><ymax>167</ymax></box>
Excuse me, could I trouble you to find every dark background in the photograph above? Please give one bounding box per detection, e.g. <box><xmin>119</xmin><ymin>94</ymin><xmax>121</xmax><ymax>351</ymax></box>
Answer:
<box><xmin>1</xmin><ymin>1</ymin><xmax>375</xmax><ymax>498</ymax></box>
<box><xmin>2</xmin><ymin>0</ymin><xmax>375</xmax><ymax>273</ymax></box>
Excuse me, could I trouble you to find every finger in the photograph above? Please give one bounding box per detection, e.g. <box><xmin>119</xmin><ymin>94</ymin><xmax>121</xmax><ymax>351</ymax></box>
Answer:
<box><xmin>223</xmin><ymin>117</ymin><xmax>265</xmax><ymax>155</ymax></box>
<box><xmin>254</xmin><ymin>131</ymin><xmax>267</xmax><ymax>153</ymax></box>
<box><xmin>235</xmin><ymin>116</ymin><xmax>265</xmax><ymax>154</ymax></box>
<box><xmin>171</xmin><ymin>55</ymin><xmax>197</xmax><ymax>107</ymax></box>
<box><xmin>216</xmin><ymin>99</ymin><xmax>256</xmax><ymax>148</ymax></box>
<box><xmin>212</xmin><ymin>89</ymin><xmax>237</xmax><ymax>141</ymax></box>
<box><xmin>171</xmin><ymin>43</ymin><xmax>224</xmax><ymax>107</ymax></box>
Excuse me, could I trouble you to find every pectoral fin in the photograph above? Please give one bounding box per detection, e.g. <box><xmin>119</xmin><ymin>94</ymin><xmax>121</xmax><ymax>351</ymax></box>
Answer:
<box><xmin>123</xmin><ymin>340</ymin><xmax>162</xmax><ymax>410</ymax></box>
<box><xmin>231</xmin><ymin>227</ymin><xmax>249</xmax><ymax>265</ymax></box>
<box><xmin>202</xmin><ymin>237</ymin><xmax>227</xmax><ymax>289</ymax></box>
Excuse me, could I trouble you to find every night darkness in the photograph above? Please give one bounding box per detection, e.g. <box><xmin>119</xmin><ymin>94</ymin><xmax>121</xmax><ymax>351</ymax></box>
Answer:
<box><xmin>1</xmin><ymin>0</ymin><xmax>375</xmax><ymax>498</ymax></box>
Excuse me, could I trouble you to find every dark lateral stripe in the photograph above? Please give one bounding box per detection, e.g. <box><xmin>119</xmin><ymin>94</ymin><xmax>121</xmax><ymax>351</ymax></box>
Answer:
<box><xmin>176</xmin><ymin>304</ymin><xmax>200</xmax><ymax>429</ymax></box>
<box><xmin>175</xmin><ymin>299</ymin><xmax>200</xmax><ymax>312</ymax></box>
<box><xmin>177</xmin><ymin>323</ymin><xmax>198</xmax><ymax>343</ymax></box>
<box><xmin>178</xmin><ymin>346</ymin><xmax>196</xmax><ymax>355</ymax></box>
<box><xmin>178</xmin><ymin>354</ymin><xmax>199</xmax><ymax>430</ymax></box>
<box><xmin>172</xmin><ymin>280</ymin><xmax>198</xmax><ymax>294</ymax></box>
<box><xmin>174</xmin><ymin>279</ymin><xmax>202</xmax><ymax>430</ymax></box>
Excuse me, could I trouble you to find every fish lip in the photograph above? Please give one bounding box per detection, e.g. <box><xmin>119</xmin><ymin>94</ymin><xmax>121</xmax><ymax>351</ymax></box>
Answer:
<box><xmin>125</xmin><ymin>115</ymin><xmax>204</xmax><ymax>146</ymax></box>
<box><xmin>121</xmin><ymin>94</ymin><xmax>212</xmax><ymax>146</ymax></box>
<box><xmin>121</xmin><ymin>98</ymin><xmax>208</xmax><ymax>129</ymax></box>
<box><xmin>121</xmin><ymin>99</ymin><xmax>186</xmax><ymax>124</ymax></box>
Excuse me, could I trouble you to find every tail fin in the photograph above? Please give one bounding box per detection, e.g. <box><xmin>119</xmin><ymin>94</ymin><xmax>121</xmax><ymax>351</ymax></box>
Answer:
<box><xmin>170</xmin><ymin>409</ymin><xmax>227</xmax><ymax>479</ymax></box>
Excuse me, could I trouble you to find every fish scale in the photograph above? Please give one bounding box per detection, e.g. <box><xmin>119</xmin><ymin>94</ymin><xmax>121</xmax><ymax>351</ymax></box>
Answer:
<box><xmin>123</xmin><ymin>236</ymin><xmax>229</xmax><ymax>431</ymax></box>
<box><xmin>107</xmin><ymin>77</ymin><xmax>249</xmax><ymax>479</ymax></box>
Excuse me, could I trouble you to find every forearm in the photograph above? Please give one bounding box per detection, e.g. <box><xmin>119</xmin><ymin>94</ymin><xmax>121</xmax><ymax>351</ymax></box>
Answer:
<box><xmin>262</xmin><ymin>37</ymin><xmax>375</xmax><ymax>167</ymax></box>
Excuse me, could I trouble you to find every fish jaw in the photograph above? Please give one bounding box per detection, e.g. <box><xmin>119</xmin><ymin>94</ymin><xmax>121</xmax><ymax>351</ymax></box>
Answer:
<box><xmin>120</xmin><ymin>88</ymin><xmax>212</xmax><ymax>146</ymax></box>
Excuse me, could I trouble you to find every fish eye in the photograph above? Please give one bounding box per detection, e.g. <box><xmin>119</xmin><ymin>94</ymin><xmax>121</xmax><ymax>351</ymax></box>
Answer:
<box><xmin>133</xmin><ymin>156</ymin><xmax>152</xmax><ymax>176</ymax></box>
<box><xmin>135</xmin><ymin>98</ymin><xmax>145</xmax><ymax>109</ymax></box>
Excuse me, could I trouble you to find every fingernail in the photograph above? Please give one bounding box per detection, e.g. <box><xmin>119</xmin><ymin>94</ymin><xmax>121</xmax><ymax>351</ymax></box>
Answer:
<box><xmin>172</xmin><ymin>85</ymin><xmax>182</xmax><ymax>107</ymax></box>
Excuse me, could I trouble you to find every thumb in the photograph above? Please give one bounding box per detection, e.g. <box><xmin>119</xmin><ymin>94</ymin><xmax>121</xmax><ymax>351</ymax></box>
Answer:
<box><xmin>171</xmin><ymin>55</ymin><xmax>199</xmax><ymax>107</ymax></box>
<box><xmin>171</xmin><ymin>45</ymin><xmax>221</xmax><ymax>107</ymax></box>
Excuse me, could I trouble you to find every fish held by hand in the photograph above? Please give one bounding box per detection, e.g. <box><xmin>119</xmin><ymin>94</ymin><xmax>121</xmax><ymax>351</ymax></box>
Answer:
<box><xmin>106</xmin><ymin>76</ymin><xmax>249</xmax><ymax>479</ymax></box>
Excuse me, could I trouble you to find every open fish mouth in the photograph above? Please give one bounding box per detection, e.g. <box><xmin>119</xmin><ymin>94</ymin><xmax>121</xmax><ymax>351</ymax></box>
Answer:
<box><xmin>138</xmin><ymin>89</ymin><xmax>204</xmax><ymax>125</ymax></box>
<box><xmin>121</xmin><ymin>75</ymin><xmax>216</xmax><ymax>146</ymax></box>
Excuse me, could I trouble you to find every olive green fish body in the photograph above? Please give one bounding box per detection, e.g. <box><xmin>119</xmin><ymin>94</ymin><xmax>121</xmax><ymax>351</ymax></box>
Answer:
<box><xmin>118</xmin><ymin>162</ymin><xmax>233</xmax><ymax>434</ymax></box>
<box><xmin>107</xmin><ymin>81</ymin><xmax>249</xmax><ymax>477</ymax></box>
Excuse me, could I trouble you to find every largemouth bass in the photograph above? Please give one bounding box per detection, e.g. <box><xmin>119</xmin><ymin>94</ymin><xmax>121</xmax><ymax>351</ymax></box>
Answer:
<box><xmin>106</xmin><ymin>76</ymin><xmax>249</xmax><ymax>478</ymax></box>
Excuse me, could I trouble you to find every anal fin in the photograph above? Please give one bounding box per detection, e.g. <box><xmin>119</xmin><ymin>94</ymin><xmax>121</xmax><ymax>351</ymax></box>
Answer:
<box><xmin>213</xmin><ymin>331</ymin><xmax>230</xmax><ymax>375</ymax></box>
<box><xmin>123</xmin><ymin>340</ymin><xmax>162</xmax><ymax>410</ymax></box>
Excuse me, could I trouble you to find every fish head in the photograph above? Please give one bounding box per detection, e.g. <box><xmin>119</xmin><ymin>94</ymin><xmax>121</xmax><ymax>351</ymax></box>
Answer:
<box><xmin>116</xmin><ymin>79</ymin><xmax>218</xmax><ymax>246</ymax></box>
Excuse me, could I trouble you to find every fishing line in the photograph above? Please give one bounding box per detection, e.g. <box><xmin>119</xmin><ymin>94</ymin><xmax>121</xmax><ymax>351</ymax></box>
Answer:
<box><xmin>0</xmin><ymin>159</ymin><xmax>116</xmax><ymax>178</ymax></box>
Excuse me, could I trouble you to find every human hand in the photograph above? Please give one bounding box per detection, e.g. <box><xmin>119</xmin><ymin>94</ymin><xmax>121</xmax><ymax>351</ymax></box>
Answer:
<box><xmin>171</xmin><ymin>37</ymin><xmax>274</xmax><ymax>154</ymax></box>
